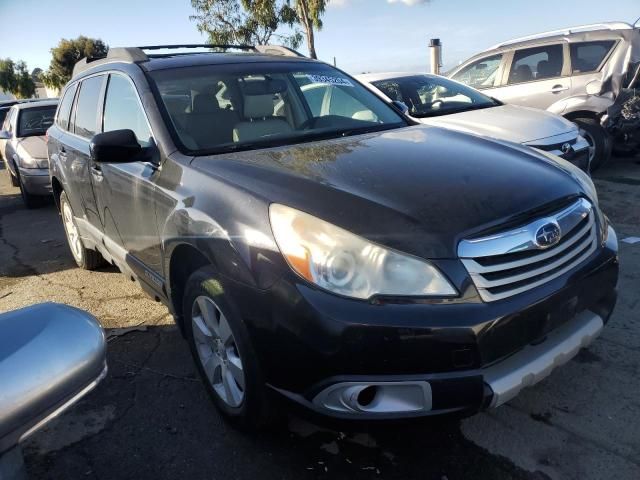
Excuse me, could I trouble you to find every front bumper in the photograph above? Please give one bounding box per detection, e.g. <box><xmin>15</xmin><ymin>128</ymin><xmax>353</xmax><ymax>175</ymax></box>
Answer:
<box><xmin>528</xmin><ymin>133</ymin><xmax>591</xmax><ymax>172</ymax></box>
<box><xmin>227</xmin><ymin>226</ymin><xmax>618</xmax><ymax>419</ymax></box>
<box><xmin>17</xmin><ymin>167</ymin><xmax>51</xmax><ymax>195</ymax></box>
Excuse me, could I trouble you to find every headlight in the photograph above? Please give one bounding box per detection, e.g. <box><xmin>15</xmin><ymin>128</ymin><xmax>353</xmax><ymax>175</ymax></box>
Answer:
<box><xmin>269</xmin><ymin>204</ymin><xmax>456</xmax><ymax>300</ymax></box>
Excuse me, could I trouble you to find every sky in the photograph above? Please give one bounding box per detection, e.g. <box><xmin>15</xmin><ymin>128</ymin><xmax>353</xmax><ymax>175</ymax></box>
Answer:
<box><xmin>0</xmin><ymin>0</ymin><xmax>638</xmax><ymax>75</ymax></box>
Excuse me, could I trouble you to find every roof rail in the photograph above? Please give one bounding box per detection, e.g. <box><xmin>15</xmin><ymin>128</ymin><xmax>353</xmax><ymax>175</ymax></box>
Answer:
<box><xmin>71</xmin><ymin>43</ymin><xmax>306</xmax><ymax>78</ymax></box>
<box><xmin>491</xmin><ymin>22</ymin><xmax>634</xmax><ymax>49</ymax></box>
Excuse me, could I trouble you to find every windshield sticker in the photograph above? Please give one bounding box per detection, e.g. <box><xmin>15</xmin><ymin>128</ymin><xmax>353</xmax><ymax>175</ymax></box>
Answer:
<box><xmin>307</xmin><ymin>74</ymin><xmax>354</xmax><ymax>87</ymax></box>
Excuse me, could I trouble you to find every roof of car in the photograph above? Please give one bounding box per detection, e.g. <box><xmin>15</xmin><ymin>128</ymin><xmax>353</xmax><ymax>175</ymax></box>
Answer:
<box><xmin>12</xmin><ymin>99</ymin><xmax>58</xmax><ymax>110</ymax></box>
<box><xmin>71</xmin><ymin>45</ymin><xmax>315</xmax><ymax>79</ymax></box>
<box><xmin>140</xmin><ymin>52</ymin><xmax>314</xmax><ymax>72</ymax></box>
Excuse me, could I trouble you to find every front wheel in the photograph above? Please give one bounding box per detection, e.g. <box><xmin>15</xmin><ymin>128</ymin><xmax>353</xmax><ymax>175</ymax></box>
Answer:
<box><xmin>60</xmin><ymin>191</ymin><xmax>104</xmax><ymax>270</ymax></box>
<box><xmin>17</xmin><ymin>172</ymin><xmax>42</xmax><ymax>209</ymax></box>
<box><xmin>574</xmin><ymin>117</ymin><xmax>611</xmax><ymax>171</ymax></box>
<box><xmin>183</xmin><ymin>266</ymin><xmax>278</xmax><ymax>430</ymax></box>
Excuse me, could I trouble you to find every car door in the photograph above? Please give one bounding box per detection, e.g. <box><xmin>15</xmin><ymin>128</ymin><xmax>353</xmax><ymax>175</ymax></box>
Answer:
<box><xmin>488</xmin><ymin>44</ymin><xmax>571</xmax><ymax>110</ymax></box>
<box><xmin>92</xmin><ymin>72</ymin><xmax>163</xmax><ymax>275</ymax></box>
<box><xmin>64</xmin><ymin>75</ymin><xmax>106</xmax><ymax>230</ymax></box>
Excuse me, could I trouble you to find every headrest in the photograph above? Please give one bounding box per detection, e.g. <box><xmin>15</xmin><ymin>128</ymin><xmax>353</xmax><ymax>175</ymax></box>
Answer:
<box><xmin>192</xmin><ymin>94</ymin><xmax>221</xmax><ymax>114</ymax></box>
<box><xmin>244</xmin><ymin>95</ymin><xmax>275</xmax><ymax>119</ymax></box>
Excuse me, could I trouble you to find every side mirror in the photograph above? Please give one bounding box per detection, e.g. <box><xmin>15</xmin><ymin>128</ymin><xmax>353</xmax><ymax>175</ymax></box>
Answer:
<box><xmin>391</xmin><ymin>100</ymin><xmax>410</xmax><ymax>115</ymax></box>
<box><xmin>0</xmin><ymin>303</ymin><xmax>107</xmax><ymax>478</ymax></box>
<box><xmin>90</xmin><ymin>129</ymin><xmax>142</xmax><ymax>163</ymax></box>
<box><xmin>0</xmin><ymin>130</ymin><xmax>11</xmax><ymax>140</ymax></box>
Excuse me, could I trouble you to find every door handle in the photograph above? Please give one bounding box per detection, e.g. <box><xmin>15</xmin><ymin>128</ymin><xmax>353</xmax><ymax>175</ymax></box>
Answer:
<box><xmin>550</xmin><ymin>85</ymin><xmax>569</xmax><ymax>93</ymax></box>
<box><xmin>90</xmin><ymin>164</ymin><xmax>103</xmax><ymax>178</ymax></box>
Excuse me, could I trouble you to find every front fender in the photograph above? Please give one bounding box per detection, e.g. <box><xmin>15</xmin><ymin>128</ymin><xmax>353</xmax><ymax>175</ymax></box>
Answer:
<box><xmin>161</xmin><ymin>206</ymin><xmax>287</xmax><ymax>292</ymax></box>
<box><xmin>548</xmin><ymin>94</ymin><xmax>614</xmax><ymax>117</ymax></box>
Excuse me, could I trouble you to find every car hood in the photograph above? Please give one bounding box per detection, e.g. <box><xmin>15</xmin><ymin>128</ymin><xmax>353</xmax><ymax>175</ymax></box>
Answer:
<box><xmin>191</xmin><ymin>125</ymin><xmax>587</xmax><ymax>259</ymax></box>
<box><xmin>17</xmin><ymin>135</ymin><xmax>48</xmax><ymax>159</ymax></box>
<box><xmin>419</xmin><ymin>104</ymin><xmax>577</xmax><ymax>144</ymax></box>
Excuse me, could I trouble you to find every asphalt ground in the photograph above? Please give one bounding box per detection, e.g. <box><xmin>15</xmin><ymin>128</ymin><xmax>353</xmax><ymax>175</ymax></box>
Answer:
<box><xmin>1</xmin><ymin>155</ymin><xmax>639</xmax><ymax>480</ymax></box>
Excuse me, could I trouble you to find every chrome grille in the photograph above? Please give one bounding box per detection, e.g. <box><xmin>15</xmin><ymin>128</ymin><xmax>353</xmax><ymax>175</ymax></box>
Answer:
<box><xmin>458</xmin><ymin>198</ymin><xmax>598</xmax><ymax>302</ymax></box>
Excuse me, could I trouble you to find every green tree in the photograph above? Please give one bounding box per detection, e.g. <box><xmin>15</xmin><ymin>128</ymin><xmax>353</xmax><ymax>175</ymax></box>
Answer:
<box><xmin>290</xmin><ymin>0</ymin><xmax>326</xmax><ymax>59</ymax></box>
<box><xmin>0</xmin><ymin>58</ymin><xmax>17</xmax><ymax>94</ymax></box>
<box><xmin>0</xmin><ymin>59</ymin><xmax>36</xmax><ymax>99</ymax></box>
<box><xmin>41</xmin><ymin>36</ymin><xmax>108</xmax><ymax>90</ymax></box>
<box><xmin>190</xmin><ymin>0</ymin><xmax>302</xmax><ymax>47</ymax></box>
<box><xmin>14</xmin><ymin>61</ymin><xmax>35</xmax><ymax>98</ymax></box>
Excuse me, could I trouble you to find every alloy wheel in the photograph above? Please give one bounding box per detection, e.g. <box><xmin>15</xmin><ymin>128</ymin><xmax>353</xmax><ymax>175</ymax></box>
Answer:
<box><xmin>62</xmin><ymin>200</ymin><xmax>83</xmax><ymax>262</ymax></box>
<box><xmin>191</xmin><ymin>295</ymin><xmax>246</xmax><ymax>408</ymax></box>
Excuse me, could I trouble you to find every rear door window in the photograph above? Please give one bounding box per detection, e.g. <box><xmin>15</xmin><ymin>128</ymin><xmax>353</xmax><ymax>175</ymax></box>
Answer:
<box><xmin>570</xmin><ymin>41</ymin><xmax>616</xmax><ymax>73</ymax></box>
<box><xmin>73</xmin><ymin>76</ymin><xmax>104</xmax><ymax>139</ymax></box>
<box><xmin>56</xmin><ymin>83</ymin><xmax>78</xmax><ymax>131</ymax></box>
<box><xmin>508</xmin><ymin>44</ymin><xmax>564</xmax><ymax>84</ymax></box>
<box><xmin>451</xmin><ymin>54</ymin><xmax>503</xmax><ymax>89</ymax></box>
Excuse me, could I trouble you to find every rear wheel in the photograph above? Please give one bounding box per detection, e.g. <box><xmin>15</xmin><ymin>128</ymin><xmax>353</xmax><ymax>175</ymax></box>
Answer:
<box><xmin>60</xmin><ymin>191</ymin><xmax>104</xmax><ymax>270</ymax></box>
<box><xmin>574</xmin><ymin>117</ymin><xmax>611</xmax><ymax>171</ymax></box>
<box><xmin>183</xmin><ymin>266</ymin><xmax>278</xmax><ymax>430</ymax></box>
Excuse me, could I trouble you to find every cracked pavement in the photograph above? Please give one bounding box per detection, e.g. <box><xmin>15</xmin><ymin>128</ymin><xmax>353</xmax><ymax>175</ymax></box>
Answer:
<box><xmin>1</xmin><ymin>156</ymin><xmax>639</xmax><ymax>480</ymax></box>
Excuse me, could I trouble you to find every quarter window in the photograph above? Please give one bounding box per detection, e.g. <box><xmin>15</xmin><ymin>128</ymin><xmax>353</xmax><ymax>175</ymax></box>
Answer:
<box><xmin>56</xmin><ymin>83</ymin><xmax>77</xmax><ymax>131</ymax></box>
<box><xmin>103</xmin><ymin>75</ymin><xmax>152</xmax><ymax>146</ymax></box>
<box><xmin>570</xmin><ymin>41</ymin><xmax>615</xmax><ymax>73</ymax></box>
<box><xmin>451</xmin><ymin>54</ymin><xmax>503</xmax><ymax>89</ymax></box>
<box><xmin>508</xmin><ymin>45</ymin><xmax>564</xmax><ymax>84</ymax></box>
<box><xmin>73</xmin><ymin>76</ymin><xmax>104</xmax><ymax>139</ymax></box>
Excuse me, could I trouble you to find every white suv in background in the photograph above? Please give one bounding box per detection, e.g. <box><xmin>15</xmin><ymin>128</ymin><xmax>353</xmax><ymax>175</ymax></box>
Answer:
<box><xmin>358</xmin><ymin>72</ymin><xmax>591</xmax><ymax>172</ymax></box>
<box><xmin>448</xmin><ymin>22</ymin><xmax>640</xmax><ymax>170</ymax></box>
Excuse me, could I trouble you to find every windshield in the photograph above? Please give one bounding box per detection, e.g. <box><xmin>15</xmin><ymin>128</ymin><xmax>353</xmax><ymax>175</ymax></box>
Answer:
<box><xmin>371</xmin><ymin>75</ymin><xmax>498</xmax><ymax>118</ymax></box>
<box><xmin>149</xmin><ymin>62</ymin><xmax>407</xmax><ymax>155</ymax></box>
<box><xmin>17</xmin><ymin>105</ymin><xmax>57</xmax><ymax>137</ymax></box>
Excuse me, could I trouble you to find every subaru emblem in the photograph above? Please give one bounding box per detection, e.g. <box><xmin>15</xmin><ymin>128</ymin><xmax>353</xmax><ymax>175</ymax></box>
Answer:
<box><xmin>534</xmin><ymin>222</ymin><xmax>562</xmax><ymax>249</ymax></box>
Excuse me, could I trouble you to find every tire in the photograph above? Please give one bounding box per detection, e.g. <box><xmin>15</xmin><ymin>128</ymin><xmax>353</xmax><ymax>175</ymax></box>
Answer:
<box><xmin>17</xmin><ymin>172</ymin><xmax>42</xmax><ymax>209</ymax></box>
<box><xmin>574</xmin><ymin>117</ymin><xmax>612</xmax><ymax>171</ymax></box>
<box><xmin>59</xmin><ymin>191</ymin><xmax>104</xmax><ymax>270</ymax></box>
<box><xmin>9</xmin><ymin>171</ymin><xmax>19</xmax><ymax>187</ymax></box>
<box><xmin>183</xmin><ymin>266</ymin><xmax>278</xmax><ymax>430</ymax></box>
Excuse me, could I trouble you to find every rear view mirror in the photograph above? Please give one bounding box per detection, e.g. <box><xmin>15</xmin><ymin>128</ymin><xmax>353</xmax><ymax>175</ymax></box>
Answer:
<box><xmin>90</xmin><ymin>129</ymin><xmax>142</xmax><ymax>163</ymax></box>
<box><xmin>476</xmin><ymin>63</ymin><xmax>488</xmax><ymax>70</ymax></box>
<box><xmin>0</xmin><ymin>130</ymin><xmax>11</xmax><ymax>140</ymax></box>
<box><xmin>0</xmin><ymin>303</ymin><xmax>107</xmax><ymax>478</ymax></box>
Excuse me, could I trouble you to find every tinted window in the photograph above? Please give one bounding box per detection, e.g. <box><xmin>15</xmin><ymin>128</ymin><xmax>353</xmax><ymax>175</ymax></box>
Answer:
<box><xmin>570</xmin><ymin>41</ymin><xmax>615</xmax><ymax>73</ymax></box>
<box><xmin>372</xmin><ymin>81</ymin><xmax>405</xmax><ymax>103</ymax></box>
<box><xmin>17</xmin><ymin>105</ymin><xmax>57</xmax><ymax>137</ymax></box>
<box><xmin>373</xmin><ymin>75</ymin><xmax>497</xmax><ymax>118</ymax></box>
<box><xmin>0</xmin><ymin>108</ymin><xmax>10</xmax><ymax>129</ymax></box>
<box><xmin>56</xmin><ymin>83</ymin><xmax>77</xmax><ymax>131</ymax></box>
<box><xmin>451</xmin><ymin>54</ymin><xmax>503</xmax><ymax>89</ymax></box>
<box><xmin>73</xmin><ymin>76</ymin><xmax>104</xmax><ymax>138</ymax></box>
<box><xmin>103</xmin><ymin>75</ymin><xmax>152</xmax><ymax>146</ymax></box>
<box><xmin>508</xmin><ymin>45</ymin><xmax>563</xmax><ymax>84</ymax></box>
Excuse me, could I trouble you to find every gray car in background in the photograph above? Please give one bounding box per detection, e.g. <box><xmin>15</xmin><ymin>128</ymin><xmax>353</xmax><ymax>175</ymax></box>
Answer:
<box><xmin>448</xmin><ymin>22</ymin><xmax>640</xmax><ymax>170</ymax></box>
<box><xmin>0</xmin><ymin>99</ymin><xmax>58</xmax><ymax>208</ymax></box>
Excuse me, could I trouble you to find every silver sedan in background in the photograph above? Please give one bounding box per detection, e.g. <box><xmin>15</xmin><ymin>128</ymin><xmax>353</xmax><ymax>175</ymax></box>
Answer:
<box><xmin>0</xmin><ymin>99</ymin><xmax>58</xmax><ymax>208</ymax></box>
<box><xmin>358</xmin><ymin>72</ymin><xmax>591</xmax><ymax>172</ymax></box>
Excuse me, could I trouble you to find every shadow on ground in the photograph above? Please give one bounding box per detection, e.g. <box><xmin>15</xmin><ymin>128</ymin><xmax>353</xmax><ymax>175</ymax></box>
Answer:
<box><xmin>24</xmin><ymin>326</ymin><xmax>535</xmax><ymax>480</ymax></box>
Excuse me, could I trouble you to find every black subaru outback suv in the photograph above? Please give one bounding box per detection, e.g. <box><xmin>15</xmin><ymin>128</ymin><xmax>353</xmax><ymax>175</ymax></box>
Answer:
<box><xmin>48</xmin><ymin>45</ymin><xmax>618</xmax><ymax>428</ymax></box>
